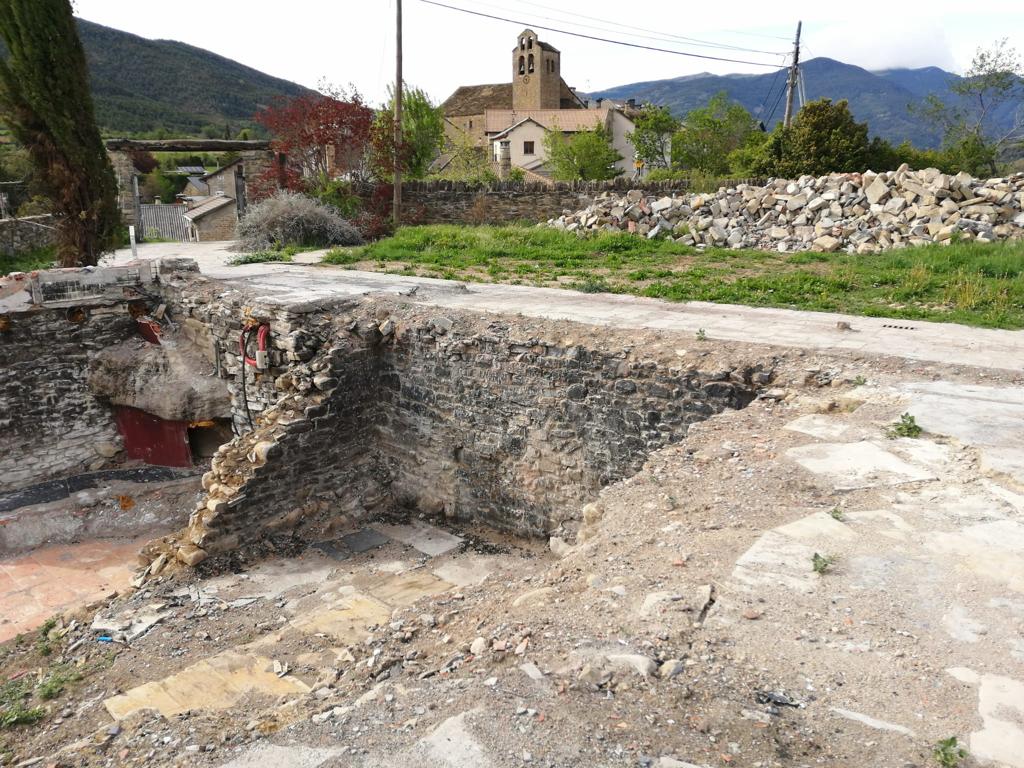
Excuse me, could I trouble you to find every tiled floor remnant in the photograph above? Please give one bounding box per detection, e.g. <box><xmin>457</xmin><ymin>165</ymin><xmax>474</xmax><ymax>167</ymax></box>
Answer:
<box><xmin>0</xmin><ymin>537</ymin><xmax>146</xmax><ymax>642</ymax></box>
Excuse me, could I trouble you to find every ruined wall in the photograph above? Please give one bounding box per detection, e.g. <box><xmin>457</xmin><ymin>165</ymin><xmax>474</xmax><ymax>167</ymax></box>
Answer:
<box><xmin>0</xmin><ymin>306</ymin><xmax>136</xmax><ymax>492</ymax></box>
<box><xmin>372</xmin><ymin>179</ymin><xmax>763</xmax><ymax>226</ymax></box>
<box><xmin>0</xmin><ymin>216</ymin><xmax>56</xmax><ymax>258</ymax></box>
<box><xmin>377</xmin><ymin>316</ymin><xmax>764</xmax><ymax>537</ymax></box>
<box><xmin>149</xmin><ymin>280</ymin><xmax>770</xmax><ymax>567</ymax></box>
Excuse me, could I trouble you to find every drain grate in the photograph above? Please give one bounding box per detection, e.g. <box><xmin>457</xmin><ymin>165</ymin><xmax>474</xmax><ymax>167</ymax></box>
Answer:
<box><xmin>882</xmin><ymin>324</ymin><xmax>917</xmax><ymax>331</ymax></box>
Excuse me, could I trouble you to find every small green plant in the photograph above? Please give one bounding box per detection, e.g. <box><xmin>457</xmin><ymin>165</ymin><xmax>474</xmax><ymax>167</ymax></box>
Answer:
<box><xmin>812</xmin><ymin>553</ymin><xmax>836</xmax><ymax>575</ymax></box>
<box><xmin>829</xmin><ymin>507</ymin><xmax>844</xmax><ymax>522</ymax></box>
<box><xmin>0</xmin><ymin>678</ymin><xmax>43</xmax><ymax>730</ymax></box>
<box><xmin>575</xmin><ymin>276</ymin><xmax>611</xmax><ymax>294</ymax></box>
<box><xmin>696</xmin><ymin>328</ymin><xmax>708</xmax><ymax>341</ymax></box>
<box><xmin>37</xmin><ymin>665</ymin><xmax>80</xmax><ymax>701</ymax></box>
<box><xmin>229</xmin><ymin>250</ymin><xmax>295</xmax><ymax>266</ymax></box>
<box><xmin>887</xmin><ymin>412</ymin><xmax>922</xmax><ymax>439</ymax></box>
<box><xmin>852</xmin><ymin>375</ymin><xmax>867</xmax><ymax>387</ymax></box>
<box><xmin>933</xmin><ymin>736</ymin><xmax>967</xmax><ymax>768</ymax></box>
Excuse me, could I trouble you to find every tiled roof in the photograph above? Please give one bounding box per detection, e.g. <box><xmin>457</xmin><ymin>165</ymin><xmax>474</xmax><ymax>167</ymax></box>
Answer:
<box><xmin>201</xmin><ymin>159</ymin><xmax>242</xmax><ymax>181</ymax></box>
<box><xmin>441</xmin><ymin>84</ymin><xmax>513</xmax><ymax>116</ymax></box>
<box><xmin>183</xmin><ymin>195</ymin><xmax>235</xmax><ymax>221</ymax></box>
<box><xmin>485</xmin><ymin>108</ymin><xmax>610</xmax><ymax>134</ymax></box>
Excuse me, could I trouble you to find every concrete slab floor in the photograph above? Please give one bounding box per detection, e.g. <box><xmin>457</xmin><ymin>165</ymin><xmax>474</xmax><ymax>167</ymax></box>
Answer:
<box><xmin>0</xmin><ymin>536</ymin><xmax>145</xmax><ymax>642</ymax></box>
<box><xmin>107</xmin><ymin>242</ymin><xmax>1024</xmax><ymax>372</ymax></box>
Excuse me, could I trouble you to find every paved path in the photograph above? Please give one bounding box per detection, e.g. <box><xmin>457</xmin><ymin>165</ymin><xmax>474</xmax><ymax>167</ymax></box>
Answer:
<box><xmin>109</xmin><ymin>242</ymin><xmax>1024</xmax><ymax>373</ymax></box>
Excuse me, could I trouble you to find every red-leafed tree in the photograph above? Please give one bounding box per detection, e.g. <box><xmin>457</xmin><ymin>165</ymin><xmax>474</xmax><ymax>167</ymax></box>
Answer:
<box><xmin>255</xmin><ymin>84</ymin><xmax>373</xmax><ymax>190</ymax></box>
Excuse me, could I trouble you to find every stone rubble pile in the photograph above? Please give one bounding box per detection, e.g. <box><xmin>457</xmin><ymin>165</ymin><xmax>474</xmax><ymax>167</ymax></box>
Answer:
<box><xmin>549</xmin><ymin>166</ymin><xmax>1024</xmax><ymax>253</ymax></box>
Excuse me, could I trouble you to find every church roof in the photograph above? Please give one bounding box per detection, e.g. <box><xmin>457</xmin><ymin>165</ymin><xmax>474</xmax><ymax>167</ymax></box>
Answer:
<box><xmin>441</xmin><ymin>83</ymin><xmax>513</xmax><ymax>116</ymax></box>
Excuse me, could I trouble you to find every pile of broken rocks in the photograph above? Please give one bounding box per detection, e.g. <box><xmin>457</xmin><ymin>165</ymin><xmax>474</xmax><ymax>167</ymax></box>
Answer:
<box><xmin>548</xmin><ymin>165</ymin><xmax>1024</xmax><ymax>253</ymax></box>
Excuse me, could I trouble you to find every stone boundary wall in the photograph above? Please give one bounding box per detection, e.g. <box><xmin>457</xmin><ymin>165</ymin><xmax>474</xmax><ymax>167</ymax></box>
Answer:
<box><xmin>0</xmin><ymin>215</ymin><xmax>56</xmax><ymax>258</ymax></box>
<box><xmin>358</xmin><ymin>178</ymin><xmax>763</xmax><ymax>226</ymax></box>
<box><xmin>0</xmin><ymin>305</ymin><xmax>135</xmax><ymax>493</ymax></box>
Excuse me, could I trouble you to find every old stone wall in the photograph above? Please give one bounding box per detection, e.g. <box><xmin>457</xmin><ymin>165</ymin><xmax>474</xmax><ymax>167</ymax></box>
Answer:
<box><xmin>0</xmin><ymin>305</ymin><xmax>136</xmax><ymax>492</ymax></box>
<box><xmin>0</xmin><ymin>216</ymin><xmax>56</xmax><ymax>258</ymax></box>
<box><xmin>359</xmin><ymin>179</ymin><xmax>762</xmax><ymax>226</ymax></box>
<box><xmin>148</xmin><ymin>277</ymin><xmax>771</xmax><ymax>568</ymax></box>
<box><xmin>377</xmin><ymin>316</ymin><xmax>764</xmax><ymax>537</ymax></box>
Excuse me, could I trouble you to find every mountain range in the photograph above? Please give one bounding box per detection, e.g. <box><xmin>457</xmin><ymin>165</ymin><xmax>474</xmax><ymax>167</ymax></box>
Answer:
<box><xmin>5</xmin><ymin>19</ymin><xmax>1019</xmax><ymax>149</ymax></box>
<box><xmin>592</xmin><ymin>57</ymin><xmax>1023</xmax><ymax>149</ymax></box>
<box><xmin>76</xmin><ymin>19</ymin><xmax>310</xmax><ymax>136</ymax></box>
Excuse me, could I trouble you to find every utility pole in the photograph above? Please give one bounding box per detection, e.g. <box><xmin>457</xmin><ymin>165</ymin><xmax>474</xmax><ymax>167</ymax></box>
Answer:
<box><xmin>782</xmin><ymin>21</ymin><xmax>802</xmax><ymax>129</ymax></box>
<box><xmin>393</xmin><ymin>0</ymin><xmax>403</xmax><ymax>227</ymax></box>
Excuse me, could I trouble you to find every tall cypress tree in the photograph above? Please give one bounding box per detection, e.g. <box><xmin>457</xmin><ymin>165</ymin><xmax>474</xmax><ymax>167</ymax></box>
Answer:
<box><xmin>0</xmin><ymin>0</ymin><xmax>120</xmax><ymax>266</ymax></box>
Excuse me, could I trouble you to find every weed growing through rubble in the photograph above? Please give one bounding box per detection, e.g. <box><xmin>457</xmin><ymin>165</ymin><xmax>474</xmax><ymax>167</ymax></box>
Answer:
<box><xmin>696</xmin><ymin>328</ymin><xmax>708</xmax><ymax>341</ymax></box>
<box><xmin>37</xmin><ymin>665</ymin><xmax>81</xmax><ymax>701</ymax></box>
<box><xmin>812</xmin><ymin>553</ymin><xmax>836</xmax><ymax>575</ymax></box>
<box><xmin>829</xmin><ymin>507</ymin><xmax>845</xmax><ymax>522</ymax></box>
<box><xmin>852</xmin><ymin>375</ymin><xmax>867</xmax><ymax>386</ymax></box>
<box><xmin>933</xmin><ymin>736</ymin><xmax>967</xmax><ymax>767</ymax></box>
<box><xmin>887</xmin><ymin>413</ymin><xmax>923</xmax><ymax>439</ymax></box>
<box><xmin>229</xmin><ymin>249</ymin><xmax>295</xmax><ymax>265</ymax></box>
<box><xmin>0</xmin><ymin>677</ymin><xmax>44</xmax><ymax>730</ymax></box>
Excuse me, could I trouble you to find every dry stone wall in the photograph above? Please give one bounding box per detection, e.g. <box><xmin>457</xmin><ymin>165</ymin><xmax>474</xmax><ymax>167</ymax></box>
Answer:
<box><xmin>361</xmin><ymin>179</ymin><xmax>760</xmax><ymax>226</ymax></box>
<box><xmin>0</xmin><ymin>305</ymin><xmax>135</xmax><ymax>493</ymax></box>
<box><xmin>0</xmin><ymin>216</ymin><xmax>56</xmax><ymax>258</ymax></box>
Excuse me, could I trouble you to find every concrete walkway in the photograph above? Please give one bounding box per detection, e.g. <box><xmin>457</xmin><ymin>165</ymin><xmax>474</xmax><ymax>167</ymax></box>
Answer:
<box><xmin>109</xmin><ymin>242</ymin><xmax>1024</xmax><ymax>372</ymax></box>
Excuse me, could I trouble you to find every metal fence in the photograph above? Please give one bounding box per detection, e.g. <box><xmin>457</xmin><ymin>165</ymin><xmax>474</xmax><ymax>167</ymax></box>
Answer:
<box><xmin>139</xmin><ymin>204</ymin><xmax>193</xmax><ymax>242</ymax></box>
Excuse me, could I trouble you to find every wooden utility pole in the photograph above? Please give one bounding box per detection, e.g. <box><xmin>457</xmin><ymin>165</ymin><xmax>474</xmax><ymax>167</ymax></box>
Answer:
<box><xmin>782</xmin><ymin>21</ymin><xmax>802</xmax><ymax>129</ymax></box>
<box><xmin>393</xmin><ymin>0</ymin><xmax>403</xmax><ymax>227</ymax></box>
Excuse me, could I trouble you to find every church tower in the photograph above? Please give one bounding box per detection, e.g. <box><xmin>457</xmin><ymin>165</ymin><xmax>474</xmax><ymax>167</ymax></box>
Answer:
<box><xmin>512</xmin><ymin>29</ymin><xmax>561</xmax><ymax>111</ymax></box>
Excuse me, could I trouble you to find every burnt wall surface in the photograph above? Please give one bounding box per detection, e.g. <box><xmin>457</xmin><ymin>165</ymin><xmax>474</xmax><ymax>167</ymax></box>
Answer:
<box><xmin>151</xmin><ymin>276</ymin><xmax>770</xmax><ymax>568</ymax></box>
<box><xmin>0</xmin><ymin>306</ymin><xmax>136</xmax><ymax>493</ymax></box>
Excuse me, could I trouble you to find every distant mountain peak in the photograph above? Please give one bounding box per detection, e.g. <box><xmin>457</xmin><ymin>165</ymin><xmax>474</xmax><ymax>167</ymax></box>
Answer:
<box><xmin>591</xmin><ymin>56</ymin><xmax>1015</xmax><ymax>148</ymax></box>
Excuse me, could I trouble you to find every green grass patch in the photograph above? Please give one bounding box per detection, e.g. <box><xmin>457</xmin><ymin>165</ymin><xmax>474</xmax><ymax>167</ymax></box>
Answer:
<box><xmin>0</xmin><ymin>246</ymin><xmax>56</xmax><ymax>276</ymax></box>
<box><xmin>230</xmin><ymin>250</ymin><xmax>295</xmax><ymax>266</ymax></box>
<box><xmin>316</xmin><ymin>225</ymin><xmax>1024</xmax><ymax>329</ymax></box>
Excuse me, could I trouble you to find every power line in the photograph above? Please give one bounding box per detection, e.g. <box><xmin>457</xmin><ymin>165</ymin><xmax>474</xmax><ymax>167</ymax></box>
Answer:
<box><xmin>417</xmin><ymin>0</ymin><xmax>785</xmax><ymax>68</ymax></box>
<box><xmin>503</xmin><ymin>0</ymin><xmax>787</xmax><ymax>55</ymax></box>
<box><xmin>758</xmin><ymin>58</ymin><xmax>788</xmax><ymax>119</ymax></box>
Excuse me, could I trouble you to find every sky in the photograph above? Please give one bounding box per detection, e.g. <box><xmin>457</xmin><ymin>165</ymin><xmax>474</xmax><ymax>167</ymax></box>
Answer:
<box><xmin>73</xmin><ymin>0</ymin><xmax>1022</xmax><ymax>105</ymax></box>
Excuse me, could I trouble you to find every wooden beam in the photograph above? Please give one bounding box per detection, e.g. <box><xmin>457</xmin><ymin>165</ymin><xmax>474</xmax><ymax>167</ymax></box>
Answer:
<box><xmin>105</xmin><ymin>139</ymin><xmax>271</xmax><ymax>152</ymax></box>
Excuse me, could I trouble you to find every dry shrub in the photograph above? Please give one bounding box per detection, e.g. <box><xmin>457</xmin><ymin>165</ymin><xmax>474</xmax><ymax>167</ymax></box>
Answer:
<box><xmin>235</xmin><ymin>191</ymin><xmax>363</xmax><ymax>251</ymax></box>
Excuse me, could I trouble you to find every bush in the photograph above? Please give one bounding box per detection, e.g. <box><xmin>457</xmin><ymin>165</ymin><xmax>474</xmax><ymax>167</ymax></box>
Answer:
<box><xmin>235</xmin><ymin>191</ymin><xmax>363</xmax><ymax>252</ymax></box>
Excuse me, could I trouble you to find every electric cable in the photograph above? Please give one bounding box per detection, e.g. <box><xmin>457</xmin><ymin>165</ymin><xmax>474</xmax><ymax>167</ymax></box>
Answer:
<box><xmin>418</xmin><ymin>0</ymin><xmax>784</xmax><ymax>68</ymax></box>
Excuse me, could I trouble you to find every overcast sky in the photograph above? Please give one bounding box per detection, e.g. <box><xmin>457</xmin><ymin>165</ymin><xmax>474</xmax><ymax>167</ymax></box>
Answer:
<box><xmin>74</xmin><ymin>0</ymin><xmax>1021</xmax><ymax>106</ymax></box>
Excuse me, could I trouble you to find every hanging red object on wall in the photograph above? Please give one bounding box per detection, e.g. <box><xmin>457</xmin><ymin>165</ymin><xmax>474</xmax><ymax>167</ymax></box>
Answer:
<box><xmin>114</xmin><ymin>406</ymin><xmax>192</xmax><ymax>468</ymax></box>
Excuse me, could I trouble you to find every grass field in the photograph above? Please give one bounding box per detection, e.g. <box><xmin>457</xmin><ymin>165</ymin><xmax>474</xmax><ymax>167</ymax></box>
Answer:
<box><xmin>323</xmin><ymin>225</ymin><xmax>1024</xmax><ymax>329</ymax></box>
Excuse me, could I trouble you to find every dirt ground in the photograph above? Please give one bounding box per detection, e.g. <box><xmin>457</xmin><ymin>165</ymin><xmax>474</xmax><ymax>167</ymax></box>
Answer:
<box><xmin>2</xmin><ymin>335</ymin><xmax>1022</xmax><ymax>768</ymax></box>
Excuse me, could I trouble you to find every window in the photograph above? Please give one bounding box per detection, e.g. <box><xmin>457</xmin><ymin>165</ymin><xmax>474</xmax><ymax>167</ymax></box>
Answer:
<box><xmin>524</xmin><ymin>141</ymin><xmax>535</xmax><ymax>155</ymax></box>
<box><xmin>527</xmin><ymin>37</ymin><xmax>533</xmax><ymax>49</ymax></box>
<box><xmin>518</xmin><ymin>55</ymin><xmax>525</xmax><ymax>75</ymax></box>
<box><xmin>520</xmin><ymin>37</ymin><xmax>525</xmax><ymax>51</ymax></box>
<box><xmin>528</xmin><ymin>53</ymin><xmax>535</xmax><ymax>73</ymax></box>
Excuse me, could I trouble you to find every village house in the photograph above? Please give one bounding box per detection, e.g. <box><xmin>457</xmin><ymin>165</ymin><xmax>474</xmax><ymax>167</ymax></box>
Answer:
<box><xmin>441</xmin><ymin>29</ymin><xmax>637</xmax><ymax>179</ymax></box>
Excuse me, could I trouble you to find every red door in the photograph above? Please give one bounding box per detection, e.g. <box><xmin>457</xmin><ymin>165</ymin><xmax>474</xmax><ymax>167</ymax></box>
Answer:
<box><xmin>115</xmin><ymin>406</ymin><xmax>192</xmax><ymax>468</ymax></box>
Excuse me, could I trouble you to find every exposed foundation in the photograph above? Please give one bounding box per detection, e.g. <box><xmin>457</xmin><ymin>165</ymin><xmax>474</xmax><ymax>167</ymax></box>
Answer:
<box><xmin>143</xmin><ymin>269</ymin><xmax>774</xmax><ymax>569</ymax></box>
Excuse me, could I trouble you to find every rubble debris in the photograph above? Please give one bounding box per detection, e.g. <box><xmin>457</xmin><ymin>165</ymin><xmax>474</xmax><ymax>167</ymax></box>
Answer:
<box><xmin>548</xmin><ymin>167</ymin><xmax>1024</xmax><ymax>253</ymax></box>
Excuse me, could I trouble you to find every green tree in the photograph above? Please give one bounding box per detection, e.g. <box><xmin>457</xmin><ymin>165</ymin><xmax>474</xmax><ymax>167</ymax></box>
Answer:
<box><xmin>543</xmin><ymin>126</ymin><xmax>622</xmax><ymax>181</ymax></box>
<box><xmin>750</xmin><ymin>98</ymin><xmax>873</xmax><ymax>177</ymax></box>
<box><xmin>432</xmin><ymin>129</ymin><xmax>497</xmax><ymax>184</ymax></box>
<box><xmin>671</xmin><ymin>92</ymin><xmax>759</xmax><ymax>176</ymax></box>
<box><xmin>377</xmin><ymin>84</ymin><xmax>445</xmax><ymax>180</ymax></box>
<box><xmin>0</xmin><ymin>0</ymin><xmax>121</xmax><ymax>266</ymax></box>
<box><xmin>627</xmin><ymin>104</ymin><xmax>679</xmax><ymax>169</ymax></box>
<box><xmin>917</xmin><ymin>39</ymin><xmax>1023</xmax><ymax>175</ymax></box>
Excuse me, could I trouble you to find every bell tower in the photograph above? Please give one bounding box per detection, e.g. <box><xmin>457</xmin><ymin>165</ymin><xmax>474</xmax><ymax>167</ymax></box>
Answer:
<box><xmin>512</xmin><ymin>29</ymin><xmax>561</xmax><ymax>111</ymax></box>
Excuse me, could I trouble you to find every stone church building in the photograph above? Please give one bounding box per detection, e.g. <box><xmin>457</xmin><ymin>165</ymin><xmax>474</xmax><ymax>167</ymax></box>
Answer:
<box><xmin>440</xmin><ymin>29</ymin><xmax>636</xmax><ymax>179</ymax></box>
